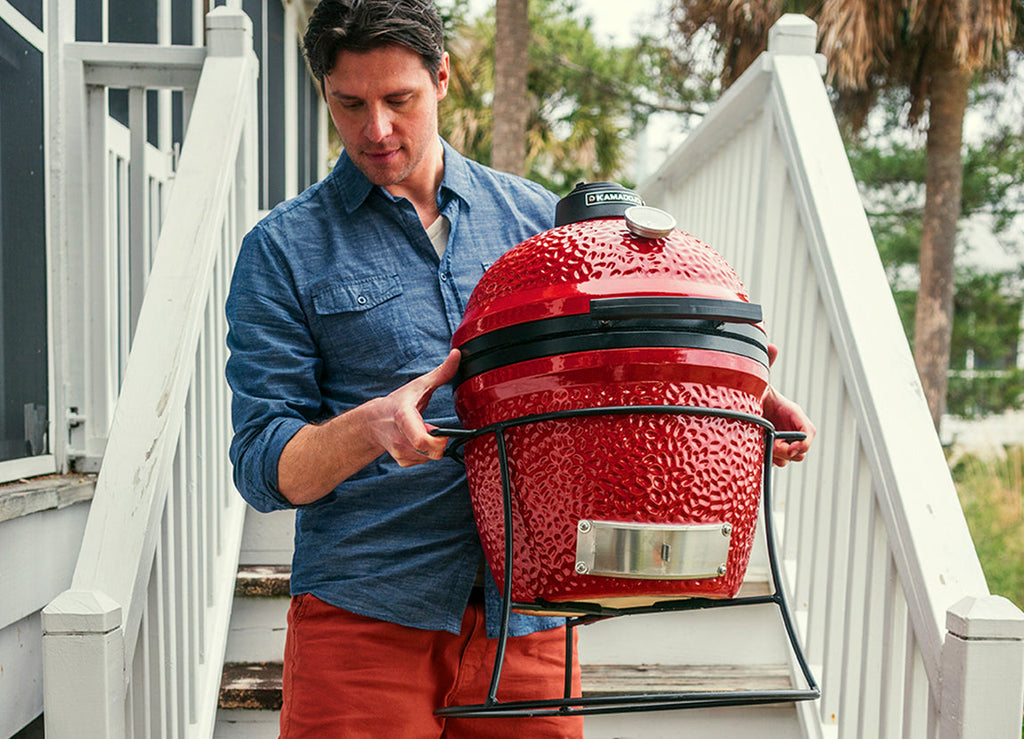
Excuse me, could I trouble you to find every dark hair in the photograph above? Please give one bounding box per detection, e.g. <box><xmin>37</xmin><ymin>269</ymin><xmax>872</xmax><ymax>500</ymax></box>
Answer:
<box><xmin>303</xmin><ymin>0</ymin><xmax>445</xmax><ymax>89</ymax></box>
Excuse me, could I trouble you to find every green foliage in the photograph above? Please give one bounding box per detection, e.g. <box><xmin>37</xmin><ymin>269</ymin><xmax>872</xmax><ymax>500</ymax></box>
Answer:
<box><xmin>951</xmin><ymin>271</ymin><xmax>1024</xmax><ymax>371</ymax></box>
<box><xmin>890</xmin><ymin>289</ymin><xmax>917</xmax><ymax>344</ymax></box>
<box><xmin>438</xmin><ymin>0</ymin><xmax>699</xmax><ymax>194</ymax></box>
<box><xmin>844</xmin><ymin>84</ymin><xmax>1024</xmax><ymax>418</ymax></box>
<box><xmin>951</xmin><ymin>447</ymin><xmax>1024</xmax><ymax>612</ymax></box>
<box><xmin>947</xmin><ymin>370</ymin><xmax>1024</xmax><ymax>419</ymax></box>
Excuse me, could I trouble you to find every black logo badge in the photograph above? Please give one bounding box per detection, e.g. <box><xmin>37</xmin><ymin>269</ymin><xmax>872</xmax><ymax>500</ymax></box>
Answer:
<box><xmin>585</xmin><ymin>190</ymin><xmax>644</xmax><ymax>208</ymax></box>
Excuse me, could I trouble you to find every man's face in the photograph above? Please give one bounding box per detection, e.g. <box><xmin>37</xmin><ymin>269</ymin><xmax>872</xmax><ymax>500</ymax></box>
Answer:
<box><xmin>323</xmin><ymin>44</ymin><xmax>449</xmax><ymax>192</ymax></box>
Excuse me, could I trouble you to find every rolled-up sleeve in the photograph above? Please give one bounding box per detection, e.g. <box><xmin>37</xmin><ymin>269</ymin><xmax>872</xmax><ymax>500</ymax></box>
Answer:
<box><xmin>226</xmin><ymin>224</ymin><xmax>321</xmax><ymax>512</ymax></box>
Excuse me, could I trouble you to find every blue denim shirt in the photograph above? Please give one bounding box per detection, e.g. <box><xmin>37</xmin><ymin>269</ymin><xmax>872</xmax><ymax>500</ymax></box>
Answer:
<box><xmin>226</xmin><ymin>140</ymin><xmax>562</xmax><ymax>637</ymax></box>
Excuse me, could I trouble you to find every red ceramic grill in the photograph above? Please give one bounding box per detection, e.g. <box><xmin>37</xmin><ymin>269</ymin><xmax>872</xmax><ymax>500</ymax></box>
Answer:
<box><xmin>433</xmin><ymin>182</ymin><xmax>818</xmax><ymax>718</ymax></box>
<box><xmin>451</xmin><ymin>182</ymin><xmax>771</xmax><ymax>609</ymax></box>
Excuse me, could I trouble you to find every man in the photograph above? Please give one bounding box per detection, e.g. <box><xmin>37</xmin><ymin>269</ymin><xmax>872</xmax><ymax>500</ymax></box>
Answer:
<box><xmin>226</xmin><ymin>0</ymin><xmax>814</xmax><ymax>736</ymax></box>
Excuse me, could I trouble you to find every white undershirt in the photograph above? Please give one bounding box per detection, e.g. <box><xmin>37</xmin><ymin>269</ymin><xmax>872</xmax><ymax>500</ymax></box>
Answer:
<box><xmin>426</xmin><ymin>215</ymin><xmax>450</xmax><ymax>258</ymax></box>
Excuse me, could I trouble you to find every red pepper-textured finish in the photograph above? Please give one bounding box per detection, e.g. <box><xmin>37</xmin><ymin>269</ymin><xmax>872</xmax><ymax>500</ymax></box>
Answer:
<box><xmin>453</xmin><ymin>218</ymin><xmax>751</xmax><ymax>345</ymax></box>
<box><xmin>453</xmin><ymin>217</ymin><xmax>770</xmax><ymax>607</ymax></box>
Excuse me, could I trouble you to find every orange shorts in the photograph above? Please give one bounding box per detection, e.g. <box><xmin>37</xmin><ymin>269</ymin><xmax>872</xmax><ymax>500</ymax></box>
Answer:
<box><xmin>280</xmin><ymin>593</ymin><xmax>584</xmax><ymax>738</ymax></box>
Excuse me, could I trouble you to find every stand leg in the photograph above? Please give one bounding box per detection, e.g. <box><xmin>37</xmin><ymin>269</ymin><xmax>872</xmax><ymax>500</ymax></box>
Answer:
<box><xmin>762</xmin><ymin>431</ymin><xmax>819</xmax><ymax>696</ymax></box>
<box><xmin>484</xmin><ymin>429</ymin><xmax>515</xmax><ymax>705</ymax></box>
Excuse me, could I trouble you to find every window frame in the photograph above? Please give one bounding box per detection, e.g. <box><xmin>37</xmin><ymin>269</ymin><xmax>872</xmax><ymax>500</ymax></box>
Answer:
<box><xmin>0</xmin><ymin>3</ymin><xmax>54</xmax><ymax>485</ymax></box>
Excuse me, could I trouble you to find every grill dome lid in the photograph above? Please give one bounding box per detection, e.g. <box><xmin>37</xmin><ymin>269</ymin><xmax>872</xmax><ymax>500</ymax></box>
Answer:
<box><xmin>452</xmin><ymin>184</ymin><xmax>768</xmax><ymax>385</ymax></box>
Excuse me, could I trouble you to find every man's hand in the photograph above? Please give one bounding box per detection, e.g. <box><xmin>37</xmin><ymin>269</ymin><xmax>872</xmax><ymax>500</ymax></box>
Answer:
<box><xmin>763</xmin><ymin>342</ymin><xmax>814</xmax><ymax>467</ymax></box>
<box><xmin>364</xmin><ymin>349</ymin><xmax>461</xmax><ymax>467</ymax></box>
<box><xmin>762</xmin><ymin>385</ymin><xmax>815</xmax><ymax>467</ymax></box>
<box><xmin>277</xmin><ymin>350</ymin><xmax>461</xmax><ymax>504</ymax></box>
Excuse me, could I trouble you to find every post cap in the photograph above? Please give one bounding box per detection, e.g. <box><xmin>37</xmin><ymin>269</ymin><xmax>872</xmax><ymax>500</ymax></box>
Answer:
<box><xmin>946</xmin><ymin>595</ymin><xmax>1024</xmax><ymax>640</ymax></box>
<box><xmin>206</xmin><ymin>6</ymin><xmax>253</xmax><ymax>57</ymax></box>
<box><xmin>42</xmin><ymin>589</ymin><xmax>123</xmax><ymax>634</ymax></box>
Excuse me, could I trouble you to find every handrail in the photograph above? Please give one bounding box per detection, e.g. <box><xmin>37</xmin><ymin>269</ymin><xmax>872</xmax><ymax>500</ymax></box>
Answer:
<box><xmin>640</xmin><ymin>14</ymin><xmax>1024</xmax><ymax>737</ymax></box>
<box><xmin>41</xmin><ymin>8</ymin><xmax>257</xmax><ymax>737</ymax></box>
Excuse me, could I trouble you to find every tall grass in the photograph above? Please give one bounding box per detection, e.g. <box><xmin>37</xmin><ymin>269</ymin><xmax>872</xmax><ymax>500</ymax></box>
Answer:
<box><xmin>950</xmin><ymin>445</ymin><xmax>1024</xmax><ymax>611</ymax></box>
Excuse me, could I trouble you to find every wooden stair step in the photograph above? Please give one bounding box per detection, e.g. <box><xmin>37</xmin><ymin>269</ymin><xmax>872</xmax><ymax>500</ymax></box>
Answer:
<box><xmin>582</xmin><ymin>663</ymin><xmax>792</xmax><ymax>696</ymax></box>
<box><xmin>234</xmin><ymin>565</ymin><xmax>291</xmax><ymax>598</ymax></box>
<box><xmin>220</xmin><ymin>662</ymin><xmax>284</xmax><ymax>710</ymax></box>
<box><xmin>218</xmin><ymin>661</ymin><xmax>791</xmax><ymax>711</ymax></box>
<box><xmin>232</xmin><ymin>565</ymin><xmax>771</xmax><ymax>599</ymax></box>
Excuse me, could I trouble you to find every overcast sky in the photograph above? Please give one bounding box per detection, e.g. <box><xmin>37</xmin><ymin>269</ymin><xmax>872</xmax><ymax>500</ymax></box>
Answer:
<box><xmin>463</xmin><ymin>0</ymin><xmax>663</xmax><ymax>47</ymax></box>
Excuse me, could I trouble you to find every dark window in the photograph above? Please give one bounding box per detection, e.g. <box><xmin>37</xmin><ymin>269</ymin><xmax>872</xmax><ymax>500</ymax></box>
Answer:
<box><xmin>109</xmin><ymin>0</ymin><xmax>157</xmax><ymax>43</ymax></box>
<box><xmin>7</xmin><ymin>0</ymin><xmax>42</xmax><ymax>31</ymax></box>
<box><xmin>106</xmin><ymin>0</ymin><xmax>161</xmax><ymax>145</ymax></box>
<box><xmin>265</xmin><ymin>0</ymin><xmax>285</xmax><ymax>208</ymax></box>
<box><xmin>0</xmin><ymin>19</ymin><xmax>47</xmax><ymax>462</ymax></box>
<box><xmin>243</xmin><ymin>0</ymin><xmax>265</xmax><ymax>205</ymax></box>
<box><xmin>307</xmin><ymin>75</ymin><xmax>320</xmax><ymax>186</ymax></box>
<box><xmin>171</xmin><ymin>0</ymin><xmax>195</xmax><ymax>45</ymax></box>
<box><xmin>76</xmin><ymin>0</ymin><xmax>103</xmax><ymax>42</ymax></box>
<box><xmin>243</xmin><ymin>0</ymin><xmax>288</xmax><ymax>209</ymax></box>
<box><xmin>296</xmin><ymin>44</ymin><xmax>310</xmax><ymax>188</ymax></box>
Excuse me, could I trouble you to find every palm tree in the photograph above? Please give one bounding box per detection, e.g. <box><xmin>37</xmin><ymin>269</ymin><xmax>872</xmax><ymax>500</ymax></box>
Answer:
<box><xmin>492</xmin><ymin>0</ymin><xmax>530</xmax><ymax>175</ymax></box>
<box><xmin>674</xmin><ymin>0</ymin><xmax>1020</xmax><ymax>429</ymax></box>
<box><xmin>442</xmin><ymin>0</ymin><xmax>669</xmax><ymax>192</ymax></box>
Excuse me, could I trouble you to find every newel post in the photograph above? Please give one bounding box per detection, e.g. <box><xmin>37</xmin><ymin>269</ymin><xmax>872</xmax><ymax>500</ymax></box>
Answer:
<box><xmin>205</xmin><ymin>4</ymin><xmax>253</xmax><ymax>58</ymax></box>
<box><xmin>940</xmin><ymin>595</ymin><xmax>1024</xmax><ymax>738</ymax></box>
<box><xmin>42</xmin><ymin>590</ymin><xmax>126</xmax><ymax>738</ymax></box>
<box><xmin>767</xmin><ymin>14</ymin><xmax>827</xmax><ymax>75</ymax></box>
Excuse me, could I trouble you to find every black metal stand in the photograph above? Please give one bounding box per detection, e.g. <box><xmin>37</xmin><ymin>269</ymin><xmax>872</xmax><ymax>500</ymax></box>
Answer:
<box><xmin>432</xmin><ymin>404</ymin><xmax>820</xmax><ymax>718</ymax></box>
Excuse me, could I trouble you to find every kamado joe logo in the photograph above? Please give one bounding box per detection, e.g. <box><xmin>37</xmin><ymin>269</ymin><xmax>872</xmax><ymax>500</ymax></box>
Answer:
<box><xmin>585</xmin><ymin>190</ymin><xmax>643</xmax><ymax>208</ymax></box>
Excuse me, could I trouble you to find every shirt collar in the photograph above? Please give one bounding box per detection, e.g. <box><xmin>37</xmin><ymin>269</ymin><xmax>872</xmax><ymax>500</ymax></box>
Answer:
<box><xmin>330</xmin><ymin>138</ymin><xmax>476</xmax><ymax>215</ymax></box>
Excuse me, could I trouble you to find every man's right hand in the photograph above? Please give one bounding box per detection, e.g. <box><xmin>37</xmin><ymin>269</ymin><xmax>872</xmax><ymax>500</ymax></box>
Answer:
<box><xmin>277</xmin><ymin>350</ymin><xmax>461</xmax><ymax>505</ymax></box>
<box><xmin>364</xmin><ymin>349</ymin><xmax>461</xmax><ymax>467</ymax></box>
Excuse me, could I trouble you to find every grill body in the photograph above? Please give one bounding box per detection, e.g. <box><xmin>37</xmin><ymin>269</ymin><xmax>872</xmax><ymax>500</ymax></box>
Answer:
<box><xmin>452</xmin><ymin>204</ymin><xmax>771</xmax><ymax>608</ymax></box>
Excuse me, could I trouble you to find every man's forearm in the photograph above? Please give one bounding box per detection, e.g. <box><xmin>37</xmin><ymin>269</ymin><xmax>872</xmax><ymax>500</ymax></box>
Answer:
<box><xmin>276</xmin><ymin>404</ymin><xmax>386</xmax><ymax>505</ymax></box>
<box><xmin>275</xmin><ymin>350</ymin><xmax>462</xmax><ymax>505</ymax></box>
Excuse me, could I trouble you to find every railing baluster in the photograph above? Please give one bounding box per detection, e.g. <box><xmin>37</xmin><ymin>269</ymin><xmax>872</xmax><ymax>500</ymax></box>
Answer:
<box><xmin>902</xmin><ymin>631</ymin><xmax>931</xmax><ymax>738</ymax></box>
<box><xmin>817</xmin><ymin>395</ymin><xmax>857</xmax><ymax>728</ymax></box>
<box><xmin>128</xmin><ymin>86</ymin><xmax>148</xmax><ymax>341</ymax></box>
<box><xmin>184</xmin><ymin>384</ymin><xmax>199</xmax><ymax>722</ymax></box>
<box><xmin>163</xmin><ymin>472</ymin><xmax>181</xmax><ymax>739</ymax></box>
<box><xmin>117</xmin><ymin>152</ymin><xmax>131</xmax><ymax>382</ymax></box>
<box><xmin>879</xmin><ymin>556</ymin><xmax>909</xmax><ymax>736</ymax></box>
<box><xmin>804</xmin><ymin>346</ymin><xmax>841</xmax><ymax>662</ymax></box>
<box><xmin>196</xmin><ymin>306</ymin><xmax>211</xmax><ymax>617</ymax></box>
<box><xmin>144</xmin><ymin>556</ymin><xmax>160</xmax><ymax>739</ymax></box>
<box><xmin>204</xmin><ymin>299</ymin><xmax>218</xmax><ymax>604</ymax></box>
<box><xmin>837</xmin><ymin>450</ymin><xmax>872</xmax><ymax>737</ymax></box>
<box><xmin>791</xmin><ymin>312</ymin><xmax>828</xmax><ymax>611</ymax></box>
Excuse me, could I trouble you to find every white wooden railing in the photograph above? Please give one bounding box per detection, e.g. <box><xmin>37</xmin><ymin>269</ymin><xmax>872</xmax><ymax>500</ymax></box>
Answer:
<box><xmin>640</xmin><ymin>15</ymin><xmax>1024</xmax><ymax>738</ymax></box>
<box><xmin>41</xmin><ymin>7</ymin><xmax>257</xmax><ymax>737</ymax></box>
<box><xmin>58</xmin><ymin>37</ymin><xmax>207</xmax><ymax>472</ymax></box>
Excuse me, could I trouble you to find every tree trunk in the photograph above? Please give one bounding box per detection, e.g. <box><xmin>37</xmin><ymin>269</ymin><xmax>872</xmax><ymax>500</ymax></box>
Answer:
<box><xmin>913</xmin><ymin>58</ymin><xmax>970</xmax><ymax>430</ymax></box>
<box><xmin>492</xmin><ymin>0</ymin><xmax>530</xmax><ymax>175</ymax></box>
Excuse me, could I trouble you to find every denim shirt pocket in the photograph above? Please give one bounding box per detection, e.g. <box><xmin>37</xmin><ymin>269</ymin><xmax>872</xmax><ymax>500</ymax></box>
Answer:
<box><xmin>310</xmin><ymin>273</ymin><xmax>421</xmax><ymax>376</ymax></box>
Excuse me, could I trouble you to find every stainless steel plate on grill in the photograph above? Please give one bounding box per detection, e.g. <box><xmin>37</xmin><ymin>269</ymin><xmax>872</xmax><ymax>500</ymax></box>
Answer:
<box><xmin>574</xmin><ymin>519</ymin><xmax>731</xmax><ymax>580</ymax></box>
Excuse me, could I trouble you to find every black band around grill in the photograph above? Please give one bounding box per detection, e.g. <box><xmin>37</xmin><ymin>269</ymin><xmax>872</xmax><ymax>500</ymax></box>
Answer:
<box><xmin>455</xmin><ymin>297</ymin><xmax>769</xmax><ymax>385</ymax></box>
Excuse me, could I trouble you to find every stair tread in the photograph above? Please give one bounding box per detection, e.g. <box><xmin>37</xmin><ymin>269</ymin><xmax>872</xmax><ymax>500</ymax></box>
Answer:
<box><xmin>235</xmin><ymin>565</ymin><xmax>291</xmax><ymax>598</ymax></box>
<box><xmin>232</xmin><ymin>563</ymin><xmax>772</xmax><ymax>600</ymax></box>
<box><xmin>220</xmin><ymin>662</ymin><xmax>284</xmax><ymax>710</ymax></box>
<box><xmin>219</xmin><ymin>661</ymin><xmax>791</xmax><ymax>710</ymax></box>
<box><xmin>582</xmin><ymin>663</ymin><xmax>792</xmax><ymax>695</ymax></box>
